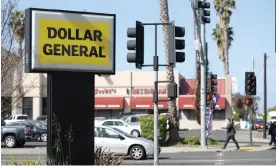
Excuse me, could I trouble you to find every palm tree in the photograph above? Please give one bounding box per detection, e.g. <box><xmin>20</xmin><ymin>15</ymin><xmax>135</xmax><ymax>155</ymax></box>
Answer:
<box><xmin>158</xmin><ymin>0</ymin><xmax>180</xmax><ymax>143</ymax></box>
<box><xmin>213</xmin><ymin>0</ymin><xmax>236</xmax><ymax>75</ymax></box>
<box><xmin>9</xmin><ymin>11</ymin><xmax>25</xmax><ymax>113</ymax></box>
<box><xmin>212</xmin><ymin>24</ymin><xmax>234</xmax><ymax>73</ymax></box>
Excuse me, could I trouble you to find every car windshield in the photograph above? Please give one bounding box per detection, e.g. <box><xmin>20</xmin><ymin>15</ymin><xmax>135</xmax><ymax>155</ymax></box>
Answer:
<box><xmin>120</xmin><ymin>116</ymin><xmax>128</xmax><ymax>121</ymax></box>
<box><xmin>111</xmin><ymin>127</ymin><xmax>135</xmax><ymax>138</ymax></box>
<box><xmin>27</xmin><ymin>121</ymin><xmax>47</xmax><ymax>129</ymax></box>
<box><xmin>37</xmin><ymin>116</ymin><xmax>47</xmax><ymax>120</ymax></box>
<box><xmin>17</xmin><ymin>116</ymin><xmax>28</xmax><ymax>120</ymax></box>
<box><xmin>271</xmin><ymin>116</ymin><xmax>276</xmax><ymax>119</ymax></box>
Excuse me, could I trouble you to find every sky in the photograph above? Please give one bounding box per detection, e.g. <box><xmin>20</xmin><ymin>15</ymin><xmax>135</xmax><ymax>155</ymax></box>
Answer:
<box><xmin>18</xmin><ymin>0</ymin><xmax>276</xmax><ymax>112</ymax></box>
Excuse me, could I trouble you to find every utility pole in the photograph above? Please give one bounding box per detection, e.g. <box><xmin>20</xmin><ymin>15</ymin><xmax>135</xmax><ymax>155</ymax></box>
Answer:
<box><xmin>263</xmin><ymin>53</ymin><xmax>267</xmax><ymax>139</ymax></box>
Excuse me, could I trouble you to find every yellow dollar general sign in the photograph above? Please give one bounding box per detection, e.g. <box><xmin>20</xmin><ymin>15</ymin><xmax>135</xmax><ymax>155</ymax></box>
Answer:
<box><xmin>38</xmin><ymin>19</ymin><xmax>110</xmax><ymax>66</ymax></box>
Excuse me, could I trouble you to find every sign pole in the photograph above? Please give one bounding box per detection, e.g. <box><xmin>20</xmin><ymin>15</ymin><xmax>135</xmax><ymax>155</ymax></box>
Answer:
<box><xmin>47</xmin><ymin>72</ymin><xmax>95</xmax><ymax>165</ymax></box>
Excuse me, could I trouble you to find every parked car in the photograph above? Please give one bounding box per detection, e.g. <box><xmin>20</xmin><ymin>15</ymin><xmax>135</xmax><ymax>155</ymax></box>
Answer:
<box><xmin>97</xmin><ymin>119</ymin><xmax>141</xmax><ymax>137</ymax></box>
<box><xmin>4</xmin><ymin>114</ymin><xmax>29</xmax><ymax>124</ymax></box>
<box><xmin>1</xmin><ymin>120</ymin><xmax>29</xmax><ymax>148</ymax></box>
<box><xmin>95</xmin><ymin>125</ymin><xmax>159</xmax><ymax>160</ymax></box>
<box><xmin>25</xmin><ymin>120</ymin><xmax>47</xmax><ymax>142</ymax></box>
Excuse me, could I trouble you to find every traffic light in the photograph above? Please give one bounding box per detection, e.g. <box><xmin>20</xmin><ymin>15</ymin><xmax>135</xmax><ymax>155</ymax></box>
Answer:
<box><xmin>244</xmin><ymin>97</ymin><xmax>253</xmax><ymax>106</ymax></box>
<box><xmin>127</xmin><ymin>21</ymin><xmax>145</xmax><ymax>69</ymax></box>
<box><xmin>208</xmin><ymin>72</ymin><xmax>217</xmax><ymax>93</ymax></box>
<box><xmin>167</xmin><ymin>82</ymin><xmax>178</xmax><ymax>99</ymax></box>
<box><xmin>245</xmin><ymin>72</ymin><xmax>256</xmax><ymax>95</ymax></box>
<box><xmin>168</xmin><ymin>21</ymin><xmax>185</xmax><ymax>67</ymax></box>
<box><xmin>194</xmin><ymin>0</ymin><xmax>211</xmax><ymax>24</ymax></box>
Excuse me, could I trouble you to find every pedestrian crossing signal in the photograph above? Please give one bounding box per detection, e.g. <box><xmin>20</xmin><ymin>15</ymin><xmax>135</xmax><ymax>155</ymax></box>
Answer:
<box><xmin>244</xmin><ymin>98</ymin><xmax>253</xmax><ymax>106</ymax></box>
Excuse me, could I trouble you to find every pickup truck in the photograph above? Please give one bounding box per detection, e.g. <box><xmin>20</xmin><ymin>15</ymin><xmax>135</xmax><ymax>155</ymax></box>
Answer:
<box><xmin>1</xmin><ymin>119</ymin><xmax>29</xmax><ymax>148</ymax></box>
<box><xmin>4</xmin><ymin>114</ymin><xmax>29</xmax><ymax>124</ymax></box>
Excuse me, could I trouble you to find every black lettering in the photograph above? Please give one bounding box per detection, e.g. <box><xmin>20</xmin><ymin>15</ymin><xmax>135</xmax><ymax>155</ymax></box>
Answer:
<box><xmin>99</xmin><ymin>46</ymin><xmax>106</xmax><ymax>58</ymax></box>
<box><xmin>68</xmin><ymin>28</ymin><xmax>75</xmax><ymax>40</ymax></box>
<box><xmin>79</xmin><ymin>46</ymin><xmax>88</xmax><ymax>56</ymax></box>
<box><xmin>75</xmin><ymin>29</ymin><xmax>82</xmax><ymax>40</ymax></box>
<box><xmin>89</xmin><ymin>46</ymin><xmax>98</xmax><ymax>57</ymax></box>
<box><xmin>58</xmin><ymin>28</ymin><xmax>67</xmax><ymax>39</ymax></box>
<box><xmin>84</xmin><ymin>30</ymin><xmax>93</xmax><ymax>41</ymax></box>
<box><xmin>53</xmin><ymin>44</ymin><xmax>61</xmax><ymax>56</ymax></box>
<box><xmin>71</xmin><ymin>45</ymin><xmax>79</xmax><ymax>56</ymax></box>
<box><xmin>47</xmin><ymin>27</ymin><xmax>57</xmax><ymax>39</ymax></box>
<box><xmin>43</xmin><ymin>44</ymin><xmax>52</xmax><ymax>55</ymax></box>
<box><xmin>94</xmin><ymin>30</ymin><xmax>102</xmax><ymax>41</ymax></box>
<box><xmin>62</xmin><ymin>45</ymin><xmax>70</xmax><ymax>56</ymax></box>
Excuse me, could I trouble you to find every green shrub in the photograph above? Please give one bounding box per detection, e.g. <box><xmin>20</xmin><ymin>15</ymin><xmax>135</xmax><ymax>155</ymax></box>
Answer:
<box><xmin>10</xmin><ymin>157</ymin><xmax>43</xmax><ymax>165</ymax></box>
<box><xmin>207</xmin><ymin>137</ymin><xmax>218</xmax><ymax>145</ymax></box>
<box><xmin>182</xmin><ymin>136</ymin><xmax>218</xmax><ymax>145</ymax></box>
<box><xmin>139</xmin><ymin>114</ymin><xmax>168</xmax><ymax>146</ymax></box>
<box><xmin>183</xmin><ymin>136</ymin><xmax>200</xmax><ymax>145</ymax></box>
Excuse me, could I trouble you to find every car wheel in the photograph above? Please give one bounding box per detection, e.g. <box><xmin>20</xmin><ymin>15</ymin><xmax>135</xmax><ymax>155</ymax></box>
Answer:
<box><xmin>40</xmin><ymin>133</ymin><xmax>47</xmax><ymax>142</ymax></box>
<box><xmin>131</xmin><ymin>130</ymin><xmax>140</xmax><ymax>137</ymax></box>
<box><xmin>4</xmin><ymin>136</ymin><xmax>16</xmax><ymax>148</ymax></box>
<box><xmin>17</xmin><ymin>141</ymin><xmax>26</xmax><ymax>147</ymax></box>
<box><xmin>130</xmin><ymin>145</ymin><xmax>145</xmax><ymax>160</ymax></box>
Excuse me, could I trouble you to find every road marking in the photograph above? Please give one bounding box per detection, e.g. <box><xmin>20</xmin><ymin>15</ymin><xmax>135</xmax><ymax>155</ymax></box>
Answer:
<box><xmin>240</xmin><ymin>148</ymin><xmax>258</xmax><ymax>151</ymax></box>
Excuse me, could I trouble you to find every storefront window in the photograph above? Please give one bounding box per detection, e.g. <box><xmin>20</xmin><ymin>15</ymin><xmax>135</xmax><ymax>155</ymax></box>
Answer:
<box><xmin>95</xmin><ymin>110</ymin><xmax>121</xmax><ymax>119</ymax></box>
<box><xmin>131</xmin><ymin>109</ymin><xmax>168</xmax><ymax>115</ymax></box>
<box><xmin>1</xmin><ymin>97</ymin><xmax>12</xmax><ymax>119</ymax></box>
<box><xmin>22</xmin><ymin>97</ymin><xmax>33</xmax><ymax>119</ymax></box>
<box><xmin>213</xmin><ymin>110</ymin><xmax>225</xmax><ymax>120</ymax></box>
<box><xmin>180</xmin><ymin>110</ymin><xmax>196</xmax><ymax>120</ymax></box>
<box><xmin>42</xmin><ymin>97</ymin><xmax>47</xmax><ymax>115</ymax></box>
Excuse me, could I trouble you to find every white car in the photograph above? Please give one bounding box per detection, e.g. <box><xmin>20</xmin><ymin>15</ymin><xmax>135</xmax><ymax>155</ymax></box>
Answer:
<box><xmin>4</xmin><ymin>114</ymin><xmax>29</xmax><ymax>124</ymax></box>
<box><xmin>94</xmin><ymin>125</ymin><xmax>159</xmax><ymax>160</ymax></box>
<box><xmin>97</xmin><ymin>119</ymin><xmax>141</xmax><ymax>137</ymax></box>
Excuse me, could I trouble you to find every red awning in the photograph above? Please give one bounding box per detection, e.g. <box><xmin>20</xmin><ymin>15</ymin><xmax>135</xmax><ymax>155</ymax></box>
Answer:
<box><xmin>178</xmin><ymin>96</ymin><xmax>196</xmax><ymax>109</ymax></box>
<box><xmin>178</xmin><ymin>96</ymin><xmax>226</xmax><ymax>110</ymax></box>
<box><xmin>95</xmin><ymin>97</ymin><xmax>124</xmax><ymax>110</ymax></box>
<box><xmin>130</xmin><ymin>97</ymin><xmax>168</xmax><ymax>109</ymax></box>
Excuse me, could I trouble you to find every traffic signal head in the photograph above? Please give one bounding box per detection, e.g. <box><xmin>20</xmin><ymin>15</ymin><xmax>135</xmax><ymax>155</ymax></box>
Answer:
<box><xmin>244</xmin><ymin>97</ymin><xmax>253</xmax><ymax>106</ymax></box>
<box><xmin>194</xmin><ymin>0</ymin><xmax>211</xmax><ymax>24</ymax></box>
<box><xmin>245</xmin><ymin>72</ymin><xmax>256</xmax><ymax>95</ymax></box>
<box><xmin>210</xmin><ymin>72</ymin><xmax>217</xmax><ymax>92</ymax></box>
<box><xmin>168</xmin><ymin>21</ymin><xmax>185</xmax><ymax>67</ymax></box>
<box><xmin>127</xmin><ymin>21</ymin><xmax>144</xmax><ymax>69</ymax></box>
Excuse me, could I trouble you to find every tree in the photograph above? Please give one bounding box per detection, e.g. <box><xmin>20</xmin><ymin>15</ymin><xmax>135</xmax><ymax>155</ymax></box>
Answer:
<box><xmin>1</xmin><ymin>0</ymin><xmax>38</xmax><ymax>118</ymax></box>
<box><xmin>268</xmin><ymin>107</ymin><xmax>276</xmax><ymax>112</ymax></box>
<box><xmin>158</xmin><ymin>0</ymin><xmax>180</xmax><ymax>143</ymax></box>
<box><xmin>212</xmin><ymin>0</ymin><xmax>236</xmax><ymax>75</ymax></box>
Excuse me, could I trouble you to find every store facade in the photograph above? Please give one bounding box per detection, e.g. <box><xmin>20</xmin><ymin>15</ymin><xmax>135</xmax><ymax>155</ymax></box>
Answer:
<box><xmin>5</xmin><ymin>70</ymin><xmax>230</xmax><ymax>130</ymax></box>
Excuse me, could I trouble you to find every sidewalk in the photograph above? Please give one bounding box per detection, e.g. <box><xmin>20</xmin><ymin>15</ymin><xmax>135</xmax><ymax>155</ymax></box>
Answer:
<box><xmin>161</xmin><ymin>143</ymin><xmax>273</xmax><ymax>153</ymax></box>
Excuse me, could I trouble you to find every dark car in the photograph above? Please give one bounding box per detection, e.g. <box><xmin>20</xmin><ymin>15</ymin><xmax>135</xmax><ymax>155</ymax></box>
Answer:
<box><xmin>25</xmin><ymin>120</ymin><xmax>47</xmax><ymax>142</ymax></box>
<box><xmin>6</xmin><ymin>121</ymin><xmax>47</xmax><ymax>142</ymax></box>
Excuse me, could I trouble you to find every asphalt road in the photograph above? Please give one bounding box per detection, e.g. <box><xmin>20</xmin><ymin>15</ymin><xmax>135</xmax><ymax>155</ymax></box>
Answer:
<box><xmin>1</xmin><ymin>130</ymin><xmax>267</xmax><ymax>149</ymax></box>
<box><xmin>2</xmin><ymin>149</ymin><xmax>276</xmax><ymax>165</ymax></box>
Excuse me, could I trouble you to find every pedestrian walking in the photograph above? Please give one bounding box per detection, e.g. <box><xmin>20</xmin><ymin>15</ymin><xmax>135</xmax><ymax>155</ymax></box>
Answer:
<box><xmin>221</xmin><ymin>118</ymin><xmax>240</xmax><ymax>150</ymax></box>
<box><xmin>268</xmin><ymin>121</ymin><xmax>276</xmax><ymax>146</ymax></box>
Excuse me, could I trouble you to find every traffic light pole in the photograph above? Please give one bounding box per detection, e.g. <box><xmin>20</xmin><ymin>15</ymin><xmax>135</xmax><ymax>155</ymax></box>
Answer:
<box><xmin>153</xmin><ymin>24</ymin><xmax>159</xmax><ymax>166</ymax></box>
<box><xmin>127</xmin><ymin>21</ymin><xmax>184</xmax><ymax>166</ymax></box>
<box><xmin>142</xmin><ymin>22</ymin><xmax>173</xmax><ymax>166</ymax></box>
<box><xmin>263</xmin><ymin>53</ymin><xmax>267</xmax><ymax>139</ymax></box>
<box><xmin>200</xmin><ymin>9</ymin><xmax>207</xmax><ymax>148</ymax></box>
